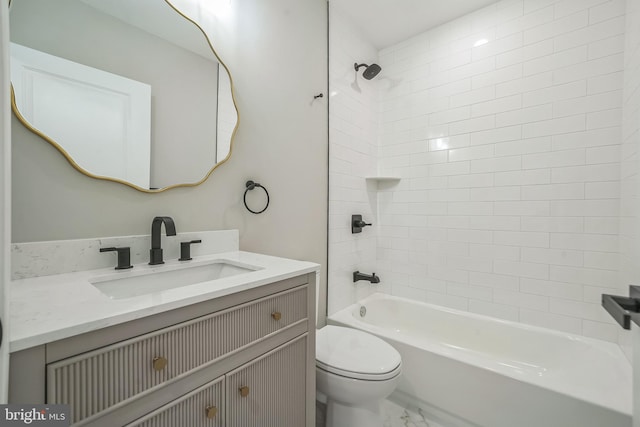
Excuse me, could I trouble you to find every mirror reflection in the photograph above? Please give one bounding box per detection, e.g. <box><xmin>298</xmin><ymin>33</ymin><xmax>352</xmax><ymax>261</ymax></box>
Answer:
<box><xmin>9</xmin><ymin>0</ymin><xmax>238</xmax><ymax>191</ymax></box>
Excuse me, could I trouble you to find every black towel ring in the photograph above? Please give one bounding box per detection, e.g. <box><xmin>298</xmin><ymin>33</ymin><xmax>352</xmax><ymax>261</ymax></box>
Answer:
<box><xmin>244</xmin><ymin>180</ymin><xmax>270</xmax><ymax>214</ymax></box>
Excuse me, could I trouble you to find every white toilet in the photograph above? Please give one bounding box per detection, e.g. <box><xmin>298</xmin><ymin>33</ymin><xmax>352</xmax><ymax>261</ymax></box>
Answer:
<box><xmin>316</xmin><ymin>325</ymin><xmax>402</xmax><ymax>427</ymax></box>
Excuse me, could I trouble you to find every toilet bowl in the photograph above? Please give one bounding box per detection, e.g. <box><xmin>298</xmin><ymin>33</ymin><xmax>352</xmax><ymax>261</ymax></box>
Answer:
<box><xmin>316</xmin><ymin>325</ymin><xmax>402</xmax><ymax>427</ymax></box>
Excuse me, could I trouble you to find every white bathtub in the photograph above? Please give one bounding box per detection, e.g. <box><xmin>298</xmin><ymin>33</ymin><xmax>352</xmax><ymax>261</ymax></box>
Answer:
<box><xmin>329</xmin><ymin>293</ymin><xmax>632</xmax><ymax>427</ymax></box>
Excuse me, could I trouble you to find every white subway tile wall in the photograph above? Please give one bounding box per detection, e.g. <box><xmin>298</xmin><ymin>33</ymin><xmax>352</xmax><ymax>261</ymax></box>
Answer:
<box><xmin>328</xmin><ymin>4</ymin><xmax>389</xmax><ymax>315</ymax></box>
<box><xmin>329</xmin><ymin>0</ymin><xmax>630</xmax><ymax>342</ymax></box>
<box><xmin>619</xmin><ymin>0</ymin><xmax>640</xmax><ymax>357</ymax></box>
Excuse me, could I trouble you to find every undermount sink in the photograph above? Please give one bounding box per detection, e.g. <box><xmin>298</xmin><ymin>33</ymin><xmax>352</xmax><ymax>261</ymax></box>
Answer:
<box><xmin>90</xmin><ymin>259</ymin><xmax>261</xmax><ymax>299</ymax></box>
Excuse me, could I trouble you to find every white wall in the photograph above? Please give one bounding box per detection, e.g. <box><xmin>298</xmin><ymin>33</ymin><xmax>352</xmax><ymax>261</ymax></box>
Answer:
<box><xmin>620</xmin><ymin>0</ymin><xmax>640</xmax><ymax>357</ymax></box>
<box><xmin>327</xmin><ymin>3</ymin><xmax>385</xmax><ymax>315</ymax></box>
<box><xmin>10</xmin><ymin>0</ymin><xmax>328</xmax><ymax>316</ymax></box>
<box><xmin>0</xmin><ymin>0</ymin><xmax>11</xmax><ymax>402</ymax></box>
<box><xmin>329</xmin><ymin>0</ymin><xmax>628</xmax><ymax>340</ymax></box>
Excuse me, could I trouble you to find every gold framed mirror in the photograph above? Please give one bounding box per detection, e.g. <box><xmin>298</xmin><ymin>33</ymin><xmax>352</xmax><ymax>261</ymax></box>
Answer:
<box><xmin>9</xmin><ymin>0</ymin><xmax>239</xmax><ymax>192</ymax></box>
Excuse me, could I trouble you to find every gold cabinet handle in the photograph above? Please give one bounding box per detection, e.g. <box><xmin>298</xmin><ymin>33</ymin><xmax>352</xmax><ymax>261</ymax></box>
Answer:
<box><xmin>239</xmin><ymin>386</ymin><xmax>250</xmax><ymax>397</ymax></box>
<box><xmin>152</xmin><ymin>356</ymin><xmax>168</xmax><ymax>371</ymax></box>
<box><xmin>271</xmin><ymin>311</ymin><xmax>282</xmax><ymax>321</ymax></box>
<box><xmin>205</xmin><ymin>406</ymin><xmax>217</xmax><ymax>419</ymax></box>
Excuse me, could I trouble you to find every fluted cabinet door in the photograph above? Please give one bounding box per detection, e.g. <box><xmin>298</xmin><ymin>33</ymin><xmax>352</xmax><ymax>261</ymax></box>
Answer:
<box><xmin>226</xmin><ymin>334</ymin><xmax>307</xmax><ymax>427</ymax></box>
<box><xmin>126</xmin><ymin>376</ymin><xmax>224</xmax><ymax>427</ymax></box>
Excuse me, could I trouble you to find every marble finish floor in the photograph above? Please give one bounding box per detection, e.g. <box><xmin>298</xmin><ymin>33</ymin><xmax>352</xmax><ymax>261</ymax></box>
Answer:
<box><xmin>382</xmin><ymin>400</ymin><xmax>446</xmax><ymax>427</ymax></box>
<box><xmin>316</xmin><ymin>399</ymin><xmax>447</xmax><ymax>427</ymax></box>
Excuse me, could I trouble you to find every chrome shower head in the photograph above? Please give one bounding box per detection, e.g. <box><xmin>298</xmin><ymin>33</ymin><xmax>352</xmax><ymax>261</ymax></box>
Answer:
<box><xmin>354</xmin><ymin>62</ymin><xmax>382</xmax><ymax>80</ymax></box>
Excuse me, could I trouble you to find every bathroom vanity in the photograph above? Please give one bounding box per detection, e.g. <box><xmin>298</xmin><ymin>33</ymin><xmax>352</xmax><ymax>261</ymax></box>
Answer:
<box><xmin>8</xmin><ymin>231</ymin><xmax>318</xmax><ymax>426</ymax></box>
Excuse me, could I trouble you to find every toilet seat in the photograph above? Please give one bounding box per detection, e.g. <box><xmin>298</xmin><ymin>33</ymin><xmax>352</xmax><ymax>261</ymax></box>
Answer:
<box><xmin>316</xmin><ymin>360</ymin><xmax>402</xmax><ymax>381</ymax></box>
<box><xmin>316</xmin><ymin>325</ymin><xmax>402</xmax><ymax>381</ymax></box>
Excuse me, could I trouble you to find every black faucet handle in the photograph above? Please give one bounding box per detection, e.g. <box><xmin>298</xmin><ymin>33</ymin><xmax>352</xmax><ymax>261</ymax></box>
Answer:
<box><xmin>179</xmin><ymin>239</ymin><xmax>202</xmax><ymax>261</ymax></box>
<box><xmin>352</xmin><ymin>215</ymin><xmax>373</xmax><ymax>233</ymax></box>
<box><xmin>100</xmin><ymin>247</ymin><xmax>133</xmax><ymax>270</ymax></box>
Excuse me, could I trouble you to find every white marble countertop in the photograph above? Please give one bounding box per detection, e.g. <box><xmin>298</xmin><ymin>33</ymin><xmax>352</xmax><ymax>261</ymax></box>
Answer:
<box><xmin>10</xmin><ymin>251</ymin><xmax>319</xmax><ymax>352</ymax></box>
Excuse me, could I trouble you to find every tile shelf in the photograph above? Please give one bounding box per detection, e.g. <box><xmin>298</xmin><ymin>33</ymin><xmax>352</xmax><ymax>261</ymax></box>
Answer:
<box><xmin>364</xmin><ymin>176</ymin><xmax>401</xmax><ymax>183</ymax></box>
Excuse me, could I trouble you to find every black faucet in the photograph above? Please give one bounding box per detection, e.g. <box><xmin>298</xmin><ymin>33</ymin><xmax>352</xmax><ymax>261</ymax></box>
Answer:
<box><xmin>149</xmin><ymin>216</ymin><xmax>177</xmax><ymax>265</ymax></box>
<box><xmin>353</xmin><ymin>271</ymin><xmax>380</xmax><ymax>284</ymax></box>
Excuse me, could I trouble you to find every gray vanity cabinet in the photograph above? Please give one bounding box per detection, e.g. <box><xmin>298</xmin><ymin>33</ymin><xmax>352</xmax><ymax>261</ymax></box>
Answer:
<box><xmin>9</xmin><ymin>273</ymin><xmax>316</xmax><ymax>427</ymax></box>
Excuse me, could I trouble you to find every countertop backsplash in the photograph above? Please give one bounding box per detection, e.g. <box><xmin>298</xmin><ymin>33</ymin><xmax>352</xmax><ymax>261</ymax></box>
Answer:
<box><xmin>11</xmin><ymin>229</ymin><xmax>239</xmax><ymax>280</ymax></box>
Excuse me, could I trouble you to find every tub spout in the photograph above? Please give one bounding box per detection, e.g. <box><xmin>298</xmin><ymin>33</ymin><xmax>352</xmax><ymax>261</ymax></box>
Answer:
<box><xmin>353</xmin><ymin>271</ymin><xmax>380</xmax><ymax>284</ymax></box>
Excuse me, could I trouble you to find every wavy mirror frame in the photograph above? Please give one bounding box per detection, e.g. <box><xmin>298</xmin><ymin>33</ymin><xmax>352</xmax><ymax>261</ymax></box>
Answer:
<box><xmin>8</xmin><ymin>0</ymin><xmax>240</xmax><ymax>193</ymax></box>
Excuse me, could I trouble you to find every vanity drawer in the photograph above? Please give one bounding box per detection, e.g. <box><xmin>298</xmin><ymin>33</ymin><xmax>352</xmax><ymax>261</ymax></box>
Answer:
<box><xmin>126</xmin><ymin>376</ymin><xmax>224</xmax><ymax>427</ymax></box>
<box><xmin>46</xmin><ymin>285</ymin><xmax>308</xmax><ymax>424</ymax></box>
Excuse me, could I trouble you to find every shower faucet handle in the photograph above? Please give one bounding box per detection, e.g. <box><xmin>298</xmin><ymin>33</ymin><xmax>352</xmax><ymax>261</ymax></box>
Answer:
<box><xmin>352</xmin><ymin>214</ymin><xmax>373</xmax><ymax>233</ymax></box>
